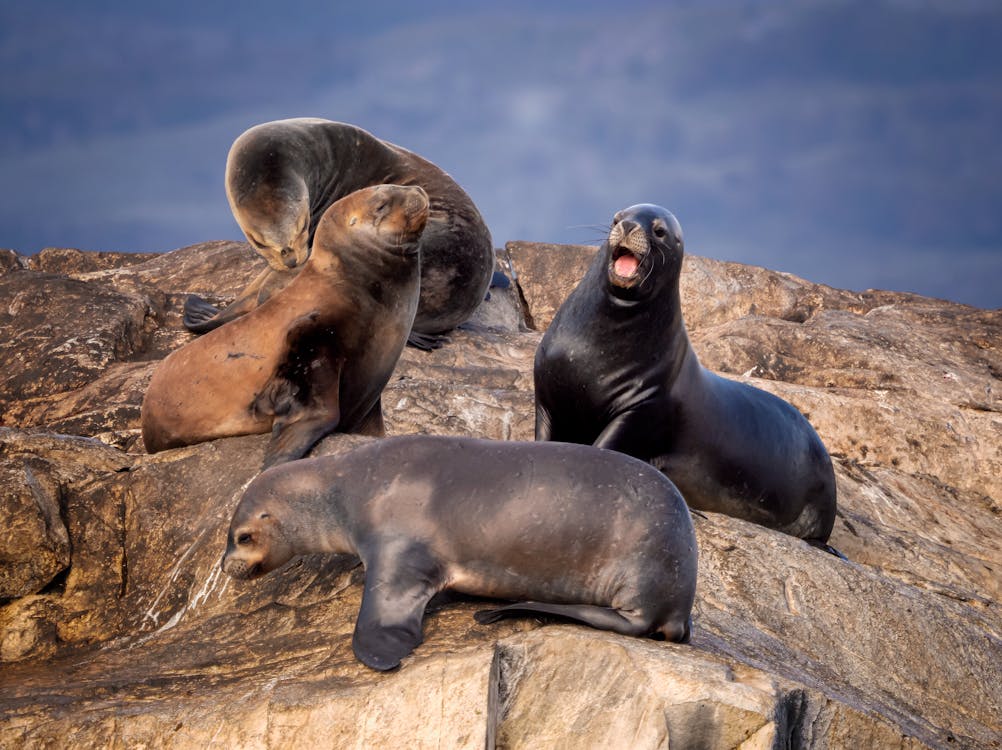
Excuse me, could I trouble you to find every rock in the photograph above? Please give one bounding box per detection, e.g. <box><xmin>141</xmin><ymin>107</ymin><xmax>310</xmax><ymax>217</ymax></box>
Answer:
<box><xmin>0</xmin><ymin>429</ymin><xmax>133</xmax><ymax>658</ymax></box>
<box><xmin>504</xmin><ymin>241</ymin><xmax>598</xmax><ymax>330</ymax></box>
<box><xmin>0</xmin><ymin>273</ymin><xmax>158</xmax><ymax>412</ymax></box>
<box><xmin>0</xmin><ymin>250</ymin><xmax>27</xmax><ymax>274</ymax></box>
<box><xmin>76</xmin><ymin>239</ymin><xmax>264</xmax><ymax>298</ymax></box>
<box><xmin>0</xmin><ymin>462</ymin><xmax>68</xmax><ymax>600</ymax></box>
<box><xmin>488</xmin><ymin>628</ymin><xmax>932</xmax><ymax>749</ymax></box>
<box><xmin>0</xmin><ymin>240</ymin><xmax>1000</xmax><ymax>749</ymax></box>
<box><xmin>2</xmin><ymin>362</ymin><xmax>155</xmax><ymax>450</ymax></box>
<box><xmin>27</xmin><ymin>247</ymin><xmax>155</xmax><ymax>275</ymax></box>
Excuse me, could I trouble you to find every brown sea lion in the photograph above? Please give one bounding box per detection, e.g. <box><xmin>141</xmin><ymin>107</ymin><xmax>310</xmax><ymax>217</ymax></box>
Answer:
<box><xmin>221</xmin><ymin>435</ymin><xmax>698</xmax><ymax>671</ymax></box>
<box><xmin>142</xmin><ymin>184</ymin><xmax>428</xmax><ymax>468</ymax></box>
<box><xmin>534</xmin><ymin>203</ymin><xmax>838</xmax><ymax>548</ymax></box>
<box><xmin>183</xmin><ymin>118</ymin><xmax>495</xmax><ymax>350</ymax></box>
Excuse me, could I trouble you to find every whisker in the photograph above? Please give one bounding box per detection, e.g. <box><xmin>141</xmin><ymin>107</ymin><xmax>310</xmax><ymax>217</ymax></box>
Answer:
<box><xmin>566</xmin><ymin>223</ymin><xmax>613</xmax><ymax>243</ymax></box>
<box><xmin>640</xmin><ymin>256</ymin><xmax>656</xmax><ymax>287</ymax></box>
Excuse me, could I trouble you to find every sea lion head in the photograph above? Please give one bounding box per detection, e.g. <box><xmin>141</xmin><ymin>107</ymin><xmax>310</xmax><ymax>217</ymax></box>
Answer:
<box><xmin>605</xmin><ymin>204</ymin><xmax>684</xmax><ymax>298</ymax></box>
<box><xmin>221</xmin><ymin>484</ymin><xmax>297</xmax><ymax>580</ymax></box>
<box><xmin>226</xmin><ymin>133</ymin><xmax>312</xmax><ymax>273</ymax></box>
<box><xmin>313</xmin><ymin>184</ymin><xmax>430</xmax><ymax>261</ymax></box>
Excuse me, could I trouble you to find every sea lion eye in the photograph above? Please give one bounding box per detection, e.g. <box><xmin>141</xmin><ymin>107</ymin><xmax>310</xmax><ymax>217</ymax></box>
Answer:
<box><xmin>653</xmin><ymin>224</ymin><xmax>667</xmax><ymax>239</ymax></box>
<box><xmin>237</xmin><ymin>532</ymin><xmax>253</xmax><ymax>545</ymax></box>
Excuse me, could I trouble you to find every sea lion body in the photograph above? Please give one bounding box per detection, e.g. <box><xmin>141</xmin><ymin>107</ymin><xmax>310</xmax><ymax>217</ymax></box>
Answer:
<box><xmin>222</xmin><ymin>436</ymin><xmax>698</xmax><ymax>671</ymax></box>
<box><xmin>142</xmin><ymin>184</ymin><xmax>428</xmax><ymax>467</ymax></box>
<box><xmin>185</xmin><ymin>118</ymin><xmax>494</xmax><ymax>349</ymax></box>
<box><xmin>535</xmin><ymin>204</ymin><xmax>837</xmax><ymax>543</ymax></box>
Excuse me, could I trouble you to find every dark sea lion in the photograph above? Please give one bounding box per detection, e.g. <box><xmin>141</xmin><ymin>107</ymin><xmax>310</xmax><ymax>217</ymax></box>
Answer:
<box><xmin>184</xmin><ymin>118</ymin><xmax>495</xmax><ymax>350</ymax></box>
<box><xmin>534</xmin><ymin>204</ymin><xmax>838</xmax><ymax>546</ymax></box>
<box><xmin>221</xmin><ymin>435</ymin><xmax>698</xmax><ymax>671</ymax></box>
<box><xmin>142</xmin><ymin>184</ymin><xmax>428</xmax><ymax>468</ymax></box>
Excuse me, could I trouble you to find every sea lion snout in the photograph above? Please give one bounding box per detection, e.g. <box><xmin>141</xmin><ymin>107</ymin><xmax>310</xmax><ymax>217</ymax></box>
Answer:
<box><xmin>220</xmin><ymin>508</ymin><xmax>291</xmax><ymax>580</ymax></box>
<box><xmin>280</xmin><ymin>246</ymin><xmax>299</xmax><ymax>269</ymax></box>
<box><xmin>367</xmin><ymin>185</ymin><xmax>429</xmax><ymax>245</ymax></box>
<box><xmin>608</xmin><ymin>220</ymin><xmax>650</xmax><ymax>285</ymax></box>
<box><xmin>221</xmin><ymin>552</ymin><xmax>260</xmax><ymax>580</ymax></box>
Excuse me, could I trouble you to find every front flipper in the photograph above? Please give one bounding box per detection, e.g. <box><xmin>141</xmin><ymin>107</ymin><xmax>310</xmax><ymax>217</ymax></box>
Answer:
<box><xmin>534</xmin><ymin>402</ymin><xmax>553</xmax><ymax>441</ymax></box>
<box><xmin>351</xmin><ymin>398</ymin><xmax>386</xmax><ymax>437</ymax></box>
<box><xmin>253</xmin><ymin>312</ymin><xmax>345</xmax><ymax>468</ymax></box>
<box><xmin>183</xmin><ymin>290</ymin><xmax>260</xmax><ymax>333</ymax></box>
<box><xmin>407</xmin><ymin>330</ymin><xmax>449</xmax><ymax>351</ymax></box>
<box><xmin>352</xmin><ymin>540</ymin><xmax>445</xmax><ymax>671</ymax></box>
<box><xmin>182</xmin><ymin>295</ymin><xmax>224</xmax><ymax>332</ymax></box>
<box><xmin>474</xmin><ymin>601</ymin><xmax>653</xmax><ymax>637</ymax></box>
<box><xmin>183</xmin><ymin>267</ymin><xmax>286</xmax><ymax>334</ymax></box>
<box><xmin>592</xmin><ymin>408</ymin><xmax>653</xmax><ymax>456</ymax></box>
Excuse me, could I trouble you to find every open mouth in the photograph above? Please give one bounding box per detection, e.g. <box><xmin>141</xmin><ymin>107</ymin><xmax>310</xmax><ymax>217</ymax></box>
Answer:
<box><xmin>609</xmin><ymin>245</ymin><xmax>645</xmax><ymax>285</ymax></box>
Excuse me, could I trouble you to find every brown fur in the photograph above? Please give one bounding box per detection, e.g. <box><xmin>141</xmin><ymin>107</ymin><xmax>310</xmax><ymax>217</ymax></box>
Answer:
<box><xmin>184</xmin><ymin>118</ymin><xmax>494</xmax><ymax>348</ymax></box>
<box><xmin>142</xmin><ymin>184</ymin><xmax>428</xmax><ymax>467</ymax></box>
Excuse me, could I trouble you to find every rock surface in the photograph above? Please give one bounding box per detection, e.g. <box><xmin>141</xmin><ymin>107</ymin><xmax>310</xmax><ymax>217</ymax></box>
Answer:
<box><xmin>0</xmin><ymin>239</ymin><xmax>999</xmax><ymax>749</ymax></box>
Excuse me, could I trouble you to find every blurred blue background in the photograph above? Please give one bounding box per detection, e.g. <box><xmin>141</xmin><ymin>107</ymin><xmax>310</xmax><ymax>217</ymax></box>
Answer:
<box><xmin>1</xmin><ymin>0</ymin><xmax>1000</xmax><ymax>308</ymax></box>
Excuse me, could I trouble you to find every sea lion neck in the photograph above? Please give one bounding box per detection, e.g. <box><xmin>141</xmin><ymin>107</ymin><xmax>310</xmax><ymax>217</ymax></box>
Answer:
<box><xmin>307</xmin><ymin>123</ymin><xmax>401</xmax><ymax>224</ymax></box>
<box><xmin>599</xmin><ymin>256</ymin><xmax>684</xmax><ymax>330</ymax></box>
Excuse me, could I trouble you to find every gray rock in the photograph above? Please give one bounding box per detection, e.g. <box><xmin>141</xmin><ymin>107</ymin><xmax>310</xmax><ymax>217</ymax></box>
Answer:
<box><xmin>0</xmin><ymin>239</ymin><xmax>999</xmax><ymax>749</ymax></box>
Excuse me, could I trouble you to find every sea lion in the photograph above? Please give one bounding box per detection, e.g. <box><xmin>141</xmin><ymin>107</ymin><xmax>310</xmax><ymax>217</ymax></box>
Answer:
<box><xmin>534</xmin><ymin>203</ymin><xmax>838</xmax><ymax>546</ymax></box>
<box><xmin>183</xmin><ymin>118</ymin><xmax>495</xmax><ymax>350</ymax></box>
<box><xmin>221</xmin><ymin>435</ymin><xmax>698</xmax><ymax>671</ymax></box>
<box><xmin>142</xmin><ymin>184</ymin><xmax>428</xmax><ymax>468</ymax></box>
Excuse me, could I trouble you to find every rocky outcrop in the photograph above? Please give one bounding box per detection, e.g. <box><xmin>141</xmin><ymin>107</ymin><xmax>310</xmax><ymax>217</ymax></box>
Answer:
<box><xmin>0</xmin><ymin>240</ymin><xmax>999</xmax><ymax>749</ymax></box>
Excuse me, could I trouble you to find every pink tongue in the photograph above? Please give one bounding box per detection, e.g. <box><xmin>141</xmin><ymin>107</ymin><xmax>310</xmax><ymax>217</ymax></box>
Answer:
<box><xmin>615</xmin><ymin>253</ymin><xmax>639</xmax><ymax>277</ymax></box>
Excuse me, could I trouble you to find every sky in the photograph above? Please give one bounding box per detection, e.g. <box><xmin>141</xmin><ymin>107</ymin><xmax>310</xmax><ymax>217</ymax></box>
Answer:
<box><xmin>1</xmin><ymin>0</ymin><xmax>1000</xmax><ymax>308</ymax></box>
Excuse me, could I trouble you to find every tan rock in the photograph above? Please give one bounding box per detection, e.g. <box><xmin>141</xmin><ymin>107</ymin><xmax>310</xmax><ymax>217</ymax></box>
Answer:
<box><xmin>504</xmin><ymin>241</ymin><xmax>598</xmax><ymax>330</ymax></box>
<box><xmin>0</xmin><ymin>463</ymin><xmax>68</xmax><ymax>599</ymax></box>
<box><xmin>0</xmin><ymin>240</ymin><xmax>999</xmax><ymax>749</ymax></box>
<box><xmin>0</xmin><ymin>249</ymin><xmax>26</xmax><ymax>274</ymax></box>
<box><xmin>27</xmin><ymin>247</ymin><xmax>154</xmax><ymax>275</ymax></box>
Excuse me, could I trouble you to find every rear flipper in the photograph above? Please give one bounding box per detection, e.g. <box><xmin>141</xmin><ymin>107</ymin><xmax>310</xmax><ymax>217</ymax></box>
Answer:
<box><xmin>807</xmin><ymin>539</ymin><xmax>848</xmax><ymax>560</ymax></box>
<box><xmin>474</xmin><ymin>601</ymin><xmax>656</xmax><ymax>638</ymax></box>
<box><xmin>490</xmin><ymin>269</ymin><xmax>511</xmax><ymax>289</ymax></box>
<box><xmin>407</xmin><ymin>330</ymin><xmax>449</xmax><ymax>351</ymax></box>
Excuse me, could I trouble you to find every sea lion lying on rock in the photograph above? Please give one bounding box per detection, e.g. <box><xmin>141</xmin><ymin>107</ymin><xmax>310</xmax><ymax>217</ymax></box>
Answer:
<box><xmin>221</xmin><ymin>436</ymin><xmax>698</xmax><ymax>671</ymax></box>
